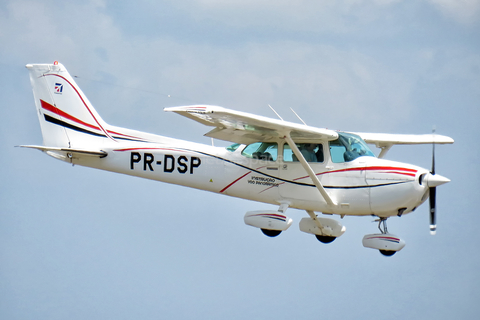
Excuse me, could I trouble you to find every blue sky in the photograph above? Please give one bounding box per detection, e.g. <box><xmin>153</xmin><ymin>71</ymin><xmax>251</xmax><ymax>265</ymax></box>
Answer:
<box><xmin>1</xmin><ymin>1</ymin><xmax>479</xmax><ymax>319</ymax></box>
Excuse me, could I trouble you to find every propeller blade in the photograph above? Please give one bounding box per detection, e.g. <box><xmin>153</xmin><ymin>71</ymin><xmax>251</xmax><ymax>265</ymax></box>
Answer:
<box><xmin>429</xmin><ymin>187</ymin><xmax>436</xmax><ymax>235</ymax></box>
<box><xmin>431</xmin><ymin>128</ymin><xmax>436</xmax><ymax>175</ymax></box>
<box><xmin>429</xmin><ymin>127</ymin><xmax>437</xmax><ymax>235</ymax></box>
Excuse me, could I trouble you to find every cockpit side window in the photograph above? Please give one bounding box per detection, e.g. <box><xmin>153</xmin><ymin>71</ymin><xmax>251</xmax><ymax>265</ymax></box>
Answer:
<box><xmin>329</xmin><ymin>132</ymin><xmax>375</xmax><ymax>163</ymax></box>
<box><xmin>283</xmin><ymin>143</ymin><xmax>324</xmax><ymax>162</ymax></box>
<box><xmin>329</xmin><ymin>140</ymin><xmax>348</xmax><ymax>163</ymax></box>
<box><xmin>241</xmin><ymin>142</ymin><xmax>278</xmax><ymax>161</ymax></box>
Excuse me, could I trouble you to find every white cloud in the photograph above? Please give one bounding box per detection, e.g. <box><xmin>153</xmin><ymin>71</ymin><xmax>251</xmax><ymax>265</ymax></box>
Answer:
<box><xmin>171</xmin><ymin>0</ymin><xmax>408</xmax><ymax>34</ymax></box>
<box><xmin>0</xmin><ymin>0</ymin><xmax>119</xmax><ymax>65</ymax></box>
<box><xmin>2</xmin><ymin>0</ymin><xmax>476</xmax><ymax>136</ymax></box>
<box><xmin>427</xmin><ymin>0</ymin><xmax>480</xmax><ymax>24</ymax></box>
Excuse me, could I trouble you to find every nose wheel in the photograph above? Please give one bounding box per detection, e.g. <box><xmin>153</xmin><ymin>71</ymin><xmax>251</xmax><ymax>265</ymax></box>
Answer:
<box><xmin>377</xmin><ymin>218</ymin><xmax>396</xmax><ymax>256</ymax></box>
<box><xmin>362</xmin><ymin>217</ymin><xmax>406</xmax><ymax>256</ymax></box>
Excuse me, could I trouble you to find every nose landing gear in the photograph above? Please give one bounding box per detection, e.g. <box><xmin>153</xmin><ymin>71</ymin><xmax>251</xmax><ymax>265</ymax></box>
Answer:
<box><xmin>377</xmin><ymin>217</ymin><xmax>389</xmax><ymax>234</ymax></box>
<box><xmin>362</xmin><ymin>218</ymin><xmax>406</xmax><ymax>256</ymax></box>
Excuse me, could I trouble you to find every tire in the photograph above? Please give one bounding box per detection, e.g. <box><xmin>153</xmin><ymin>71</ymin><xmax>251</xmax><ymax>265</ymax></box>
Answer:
<box><xmin>261</xmin><ymin>229</ymin><xmax>282</xmax><ymax>237</ymax></box>
<box><xmin>315</xmin><ymin>235</ymin><xmax>336</xmax><ymax>244</ymax></box>
<box><xmin>379</xmin><ymin>250</ymin><xmax>396</xmax><ymax>256</ymax></box>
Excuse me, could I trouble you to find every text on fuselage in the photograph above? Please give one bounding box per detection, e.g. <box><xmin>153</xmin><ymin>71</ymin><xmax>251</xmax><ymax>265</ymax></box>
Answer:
<box><xmin>130</xmin><ymin>152</ymin><xmax>201</xmax><ymax>174</ymax></box>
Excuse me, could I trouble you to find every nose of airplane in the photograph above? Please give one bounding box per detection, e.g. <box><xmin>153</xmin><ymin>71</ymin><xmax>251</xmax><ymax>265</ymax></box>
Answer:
<box><xmin>424</xmin><ymin>172</ymin><xmax>450</xmax><ymax>187</ymax></box>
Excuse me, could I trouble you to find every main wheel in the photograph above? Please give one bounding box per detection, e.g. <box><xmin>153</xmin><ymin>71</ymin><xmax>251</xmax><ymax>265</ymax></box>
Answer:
<box><xmin>315</xmin><ymin>235</ymin><xmax>336</xmax><ymax>243</ymax></box>
<box><xmin>379</xmin><ymin>250</ymin><xmax>396</xmax><ymax>256</ymax></box>
<box><xmin>261</xmin><ymin>229</ymin><xmax>282</xmax><ymax>237</ymax></box>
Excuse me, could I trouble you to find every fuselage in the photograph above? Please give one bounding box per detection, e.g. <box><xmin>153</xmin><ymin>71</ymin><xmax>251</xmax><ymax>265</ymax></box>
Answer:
<box><xmin>68</xmin><ymin>129</ymin><xmax>431</xmax><ymax>218</ymax></box>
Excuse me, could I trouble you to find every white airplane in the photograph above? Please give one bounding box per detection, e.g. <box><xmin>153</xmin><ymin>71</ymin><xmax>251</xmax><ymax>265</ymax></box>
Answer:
<box><xmin>21</xmin><ymin>62</ymin><xmax>454</xmax><ymax>256</ymax></box>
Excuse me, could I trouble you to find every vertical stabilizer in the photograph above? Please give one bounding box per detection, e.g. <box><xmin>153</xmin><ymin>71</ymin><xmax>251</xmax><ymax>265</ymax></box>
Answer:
<box><xmin>26</xmin><ymin>62</ymin><xmax>113</xmax><ymax>149</ymax></box>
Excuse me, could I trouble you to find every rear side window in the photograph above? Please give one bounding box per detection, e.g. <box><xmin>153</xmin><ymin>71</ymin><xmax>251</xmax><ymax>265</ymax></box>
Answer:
<box><xmin>283</xmin><ymin>143</ymin><xmax>324</xmax><ymax>162</ymax></box>
<box><xmin>241</xmin><ymin>142</ymin><xmax>278</xmax><ymax>161</ymax></box>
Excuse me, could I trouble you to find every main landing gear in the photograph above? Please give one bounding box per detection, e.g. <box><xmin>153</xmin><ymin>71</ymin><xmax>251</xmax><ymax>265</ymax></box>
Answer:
<box><xmin>362</xmin><ymin>218</ymin><xmax>406</xmax><ymax>256</ymax></box>
<box><xmin>244</xmin><ymin>207</ymin><xmax>347</xmax><ymax>243</ymax></box>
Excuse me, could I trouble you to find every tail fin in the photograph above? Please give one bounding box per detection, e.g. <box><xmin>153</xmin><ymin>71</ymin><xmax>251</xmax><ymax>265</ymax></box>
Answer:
<box><xmin>26</xmin><ymin>62</ymin><xmax>114</xmax><ymax>149</ymax></box>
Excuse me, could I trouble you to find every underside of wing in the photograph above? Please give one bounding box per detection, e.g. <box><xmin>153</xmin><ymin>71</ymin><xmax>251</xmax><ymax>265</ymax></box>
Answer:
<box><xmin>164</xmin><ymin>105</ymin><xmax>338</xmax><ymax>144</ymax></box>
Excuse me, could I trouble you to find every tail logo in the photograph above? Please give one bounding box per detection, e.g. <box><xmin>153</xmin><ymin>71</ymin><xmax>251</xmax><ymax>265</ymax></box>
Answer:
<box><xmin>54</xmin><ymin>83</ymin><xmax>63</xmax><ymax>94</ymax></box>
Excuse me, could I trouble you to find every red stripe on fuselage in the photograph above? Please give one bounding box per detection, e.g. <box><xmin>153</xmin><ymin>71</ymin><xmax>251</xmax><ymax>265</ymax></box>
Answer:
<box><xmin>323</xmin><ymin>166</ymin><xmax>417</xmax><ymax>175</ymax></box>
<box><xmin>292</xmin><ymin>166</ymin><xmax>418</xmax><ymax>182</ymax></box>
<box><xmin>220</xmin><ymin>171</ymin><xmax>251</xmax><ymax>193</ymax></box>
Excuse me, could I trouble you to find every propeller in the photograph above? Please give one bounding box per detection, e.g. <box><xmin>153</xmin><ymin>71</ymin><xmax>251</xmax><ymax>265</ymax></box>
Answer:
<box><xmin>424</xmin><ymin>128</ymin><xmax>450</xmax><ymax>235</ymax></box>
<box><xmin>418</xmin><ymin>128</ymin><xmax>449</xmax><ymax>235</ymax></box>
<box><xmin>429</xmin><ymin>134</ymin><xmax>437</xmax><ymax>235</ymax></box>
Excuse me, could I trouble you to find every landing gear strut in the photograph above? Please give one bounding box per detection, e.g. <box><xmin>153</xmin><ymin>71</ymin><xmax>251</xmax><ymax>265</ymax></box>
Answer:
<box><xmin>377</xmin><ymin>217</ymin><xmax>389</xmax><ymax>234</ymax></box>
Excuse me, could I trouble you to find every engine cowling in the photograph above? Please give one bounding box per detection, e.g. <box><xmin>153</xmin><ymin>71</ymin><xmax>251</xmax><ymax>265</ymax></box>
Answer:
<box><xmin>299</xmin><ymin>217</ymin><xmax>346</xmax><ymax>238</ymax></box>
<box><xmin>244</xmin><ymin>210</ymin><xmax>293</xmax><ymax>231</ymax></box>
<box><xmin>362</xmin><ymin>234</ymin><xmax>406</xmax><ymax>255</ymax></box>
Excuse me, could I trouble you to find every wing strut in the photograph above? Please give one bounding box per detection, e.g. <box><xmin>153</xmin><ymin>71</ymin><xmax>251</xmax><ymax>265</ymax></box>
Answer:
<box><xmin>378</xmin><ymin>144</ymin><xmax>392</xmax><ymax>158</ymax></box>
<box><xmin>284</xmin><ymin>133</ymin><xmax>336</xmax><ymax>207</ymax></box>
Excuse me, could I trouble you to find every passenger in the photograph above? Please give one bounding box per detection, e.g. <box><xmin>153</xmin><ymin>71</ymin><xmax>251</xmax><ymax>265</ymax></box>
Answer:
<box><xmin>301</xmin><ymin>144</ymin><xmax>317</xmax><ymax>162</ymax></box>
<box><xmin>315</xmin><ymin>145</ymin><xmax>324</xmax><ymax>162</ymax></box>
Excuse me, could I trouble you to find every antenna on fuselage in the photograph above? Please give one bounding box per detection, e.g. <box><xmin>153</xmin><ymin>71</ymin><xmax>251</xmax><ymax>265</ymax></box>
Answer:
<box><xmin>290</xmin><ymin>107</ymin><xmax>307</xmax><ymax>125</ymax></box>
<box><xmin>268</xmin><ymin>104</ymin><xmax>284</xmax><ymax>121</ymax></box>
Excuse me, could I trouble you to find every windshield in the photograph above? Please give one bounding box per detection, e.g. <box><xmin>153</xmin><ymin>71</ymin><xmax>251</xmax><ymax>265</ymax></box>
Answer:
<box><xmin>329</xmin><ymin>132</ymin><xmax>375</xmax><ymax>163</ymax></box>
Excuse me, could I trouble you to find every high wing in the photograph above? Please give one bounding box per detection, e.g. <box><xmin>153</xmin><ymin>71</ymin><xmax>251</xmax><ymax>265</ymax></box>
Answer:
<box><xmin>164</xmin><ymin>105</ymin><xmax>338</xmax><ymax>144</ymax></box>
<box><xmin>352</xmin><ymin>132</ymin><xmax>454</xmax><ymax>158</ymax></box>
<box><xmin>165</xmin><ymin>105</ymin><xmax>339</xmax><ymax>206</ymax></box>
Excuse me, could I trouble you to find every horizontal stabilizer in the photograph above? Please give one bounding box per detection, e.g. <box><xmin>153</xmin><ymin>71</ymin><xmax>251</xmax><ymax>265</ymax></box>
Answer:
<box><xmin>18</xmin><ymin>145</ymin><xmax>107</xmax><ymax>159</ymax></box>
